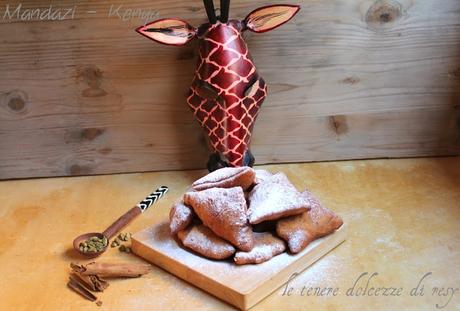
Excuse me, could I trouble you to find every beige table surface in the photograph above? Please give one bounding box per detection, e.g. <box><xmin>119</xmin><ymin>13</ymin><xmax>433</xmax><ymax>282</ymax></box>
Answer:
<box><xmin>0</xmin><ymin>158</ymin><xmax>459</xmax><ymax>311</ymax></box>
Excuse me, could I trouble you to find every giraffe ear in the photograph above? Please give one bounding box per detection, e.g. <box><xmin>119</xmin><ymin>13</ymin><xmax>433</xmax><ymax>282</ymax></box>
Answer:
<box><xmin>136</xmin><ymin>18</ymin><xmax>196</xmax><ymax>46</ymax></box>
<box><xmin>244</xmin><ymin>5</ymin><xmax>300</xmax><ymax>33</ymax></box>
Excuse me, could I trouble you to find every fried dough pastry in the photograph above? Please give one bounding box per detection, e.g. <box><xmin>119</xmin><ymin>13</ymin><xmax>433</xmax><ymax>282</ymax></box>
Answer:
<box><xmin>184</xmin><ymin>187</ymin><xmax>254</xmax><ymax>251</ymax></box>
<box><xmin>254</xmin><ymin>169</ymin><xmax>272</xmax><ymax>184</ymax></box>
<box><xmin>234</xmin><ymin>232</ymin><xmax>286</xmax><ymax>265</ymax></box>
<box><xmin>191</xmin><ymin>167</ymin><xmax>255</xmax><ymax>191</ymax></box>
<box><xmin>169</xmin><ymin>201</ymin><xmax>195</xmax><ymax>235</ymax></box>
<box><xmin>247</xmin><ymin>173</ymin><xmax>310</xmax><ymax>224</ymax></box>
<box><xmin>276</xmin><ymin>190</ymin><xmax>343</xmax><ymax>253</ymax></box>
<box><xmin>178</xmin><ymin>225</ymin><xmax>236</xmax><ymax>260</ymax></box>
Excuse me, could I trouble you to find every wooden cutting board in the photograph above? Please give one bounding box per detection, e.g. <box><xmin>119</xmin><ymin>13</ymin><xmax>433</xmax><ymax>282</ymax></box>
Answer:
<box><xmin>132</xmin><ymin>219</ymin><xmax>346</xmax><ymax>310</ymax></box>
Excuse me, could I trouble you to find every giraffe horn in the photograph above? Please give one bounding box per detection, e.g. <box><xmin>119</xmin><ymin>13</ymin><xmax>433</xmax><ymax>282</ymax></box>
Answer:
<box><xmin>220</xmin><ymin>0</ymin><xmax>230</xmax><ymax>23</ymax></box>
<box><xmin>203</xmin><ymin>0</ymin><xmax>217</xmax><ymax>24</ymax></box>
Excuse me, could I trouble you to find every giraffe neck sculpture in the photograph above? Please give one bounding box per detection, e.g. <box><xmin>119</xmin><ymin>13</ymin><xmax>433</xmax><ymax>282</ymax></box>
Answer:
<box><xmin>137</xmin><ymin>0</ymin><xmax>300</xmax><ymax>171</ymax></box>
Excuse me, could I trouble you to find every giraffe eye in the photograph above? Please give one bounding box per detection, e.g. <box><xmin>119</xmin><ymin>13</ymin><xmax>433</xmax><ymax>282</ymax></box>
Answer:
<box><xmin>244</xmin><ymin>78</ymin><xmax>260</xmax><ymax>98</ymax></box>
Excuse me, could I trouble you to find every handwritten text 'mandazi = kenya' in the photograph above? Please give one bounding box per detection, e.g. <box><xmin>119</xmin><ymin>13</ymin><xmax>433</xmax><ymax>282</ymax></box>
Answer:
<box><xmin>1</xmin><ymin>4</ymin><xmax>158</xmax><ymax>23</ymax></box>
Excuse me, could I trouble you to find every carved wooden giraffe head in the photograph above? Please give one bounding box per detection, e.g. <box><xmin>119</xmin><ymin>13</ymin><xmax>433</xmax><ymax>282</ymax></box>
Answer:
<box><xmin>137</xmin><ymin>1</ymin><xmax>300</xmax><ymax>171</ymax></box>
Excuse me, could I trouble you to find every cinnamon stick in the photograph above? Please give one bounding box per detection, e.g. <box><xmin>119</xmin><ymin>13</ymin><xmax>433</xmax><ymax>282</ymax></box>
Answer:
<box><xmin>71</xmin><ymin>262</ymin><xmax>152</xmax><ymax>278</ymax></box>
<box><xmin>67</xmin><ymin>275</ymin><xmax>98</xmax><ymax>302</ymax></box>
<box><xmin>70</xmin><ymin>272</ymin><xmax>109</xmax><ymax>292</ymax></box>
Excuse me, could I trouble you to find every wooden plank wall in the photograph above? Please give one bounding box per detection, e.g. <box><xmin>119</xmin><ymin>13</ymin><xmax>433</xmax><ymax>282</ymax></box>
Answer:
<box><xmin>0</xmin><ymin>0</ymin><xmax>459</xmax><ymax>179</ymax></box>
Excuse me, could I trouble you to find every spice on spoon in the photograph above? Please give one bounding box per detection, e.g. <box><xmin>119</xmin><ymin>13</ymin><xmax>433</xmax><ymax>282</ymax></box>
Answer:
<box><xmin>79</xmin><ymin>236</ymin><xmax>108</xmax><ymax>253</ymax></box>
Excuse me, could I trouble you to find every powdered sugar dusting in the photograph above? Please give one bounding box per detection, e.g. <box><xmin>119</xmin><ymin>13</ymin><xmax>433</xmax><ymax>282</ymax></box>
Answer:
<box><xmin>134</xmin><ymin>221</ymin><xmax>341</xmax><ymax>293</ymax></box>
<box><xmin>286</xmin><ymin>230</ymin><xmax>309</xmax><ymax>253</ymax></box>
<box><xmin>143</xmin><ymin>170</ymin><xmax>343</xmax><ymax>280</ymax></box>
<box><xmin>184</xmin><ymin>187</ymin><xmax>254</xmax><ymax>251</ymax></box>
<box><xmin>142</xmin><ymin>222</ymin><xmax>295</xmax><ymax>282</ymax></box>
<box><xmin>193</xmin><ymin>167</ymin><xmax>245</xmax><ymax>184</ymax></box>
<box><xmin>178</xmin><ymin>225</ymin><xmax>235</xmax><ymax>259</ymax></box>
<box><xmin>254</xmin><ymin>169</ymin><xmax>272</xmax><ymax>183</ymax></box>
<box><xmin>276</xmin><ymin>192</ymin><xmax>343</xmax><ymax>253</ymax></box>
<box><xmin>169</xmin><ymin>201</ymin><xmax>194</xmax><ymax>234</ymax></box>
<box><xmin>276</xmin><ymin>212</ymin><xmax>311</xmax><ymax>253</ymax></box>
<box><xmin>234</xmin><ymin>232</ymin><xmax>286</xmax><ymax>265</ymax></box>
<box><xmin>248</xmin><ymin>173</ymin><xmax>310</xmax><ymax>224</ymax></box>
<box><xmin>302</xmin><ymin>190</ymin><xmax>343</xmax><ymax>235</ymax></box>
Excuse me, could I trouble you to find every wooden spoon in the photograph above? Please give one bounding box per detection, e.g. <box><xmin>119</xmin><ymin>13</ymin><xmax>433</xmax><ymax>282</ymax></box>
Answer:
<box><xmin>73</xmin><ymin>186</ymin><xmax>168</xmax><ymax>258</ymax></box>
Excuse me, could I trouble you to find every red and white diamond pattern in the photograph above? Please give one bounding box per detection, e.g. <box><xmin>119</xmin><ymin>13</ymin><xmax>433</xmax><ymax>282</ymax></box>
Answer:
<box><xmin>186</xmin><ymin>22</ymin><xmax>267</xmax><ymax>167</ymax></box>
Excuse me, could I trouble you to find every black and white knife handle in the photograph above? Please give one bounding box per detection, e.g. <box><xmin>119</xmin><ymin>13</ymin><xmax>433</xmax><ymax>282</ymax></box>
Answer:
<box><xmin>102</xmin><ymin>186</ymin><xmax>169</xmax><ymax>239</ymax></box>
<box><xmin>136</xmin><ymin>186</ymin><xmax>169</xmax><ymax>212</ymax></box>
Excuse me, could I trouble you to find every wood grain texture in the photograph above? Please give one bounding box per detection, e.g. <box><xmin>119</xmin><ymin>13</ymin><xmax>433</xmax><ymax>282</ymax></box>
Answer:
<box><xmin>0</xmin><ymin>0</ymin><xmax>460</xmax><ymax>179</ymax></box>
